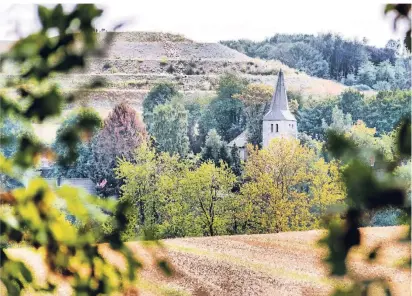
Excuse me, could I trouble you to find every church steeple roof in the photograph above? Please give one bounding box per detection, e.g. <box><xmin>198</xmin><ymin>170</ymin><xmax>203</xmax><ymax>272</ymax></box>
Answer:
<box><xmin>263</xmin><ymin>69</ymin><xmax>296</xmax><ymax>121</ymax></box>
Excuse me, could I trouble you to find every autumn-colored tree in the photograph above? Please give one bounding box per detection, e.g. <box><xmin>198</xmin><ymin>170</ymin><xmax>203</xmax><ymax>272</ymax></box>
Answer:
<box><xmin>91</xmin><ymin>103</ymin><xmax>147</xmax><ymax>197</ymax></box>
<box><xmin>240</xmin><ymin>138</ymin><xmax>344</xmax><ymax>233</ymax></box>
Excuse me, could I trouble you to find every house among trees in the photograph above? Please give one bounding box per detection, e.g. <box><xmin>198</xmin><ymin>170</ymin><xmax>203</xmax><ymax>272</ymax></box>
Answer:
<box><xmin>37</xmin><ymin>157</ymin><xmax>97</xmax><ymax>195</ymax></box>
<box><xmin>228</xmin><ymin>70</ymin><xmax>298</xmax><ymax>160</ymax></box>
<box><xmin>227</xmin><ymin>131</ymin><xmax>247</xmax><ymax>160</ymax></box>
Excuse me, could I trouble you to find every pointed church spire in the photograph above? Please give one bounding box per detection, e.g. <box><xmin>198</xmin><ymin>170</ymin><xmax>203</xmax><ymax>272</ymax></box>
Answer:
<box><xmin>263</xmin><ymin>69</ymin><xmax>296</xmax><ymax>121</ymax></box>
<box><xmin>269</xmin><ymin>69</ymin><xmax>289</xmax><ymax>111</ymax></box>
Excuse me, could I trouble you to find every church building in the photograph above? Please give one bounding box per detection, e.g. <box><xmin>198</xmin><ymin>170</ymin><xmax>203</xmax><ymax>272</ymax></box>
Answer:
<box><xmin>227</xmin><ymin>69</ymin><xmax>297</xmax><ymax>159</ymax></box>
<box><xmin>262</xmin><ymin>69</ymin><xmax>297</xmax><ymax>147</ymax></box>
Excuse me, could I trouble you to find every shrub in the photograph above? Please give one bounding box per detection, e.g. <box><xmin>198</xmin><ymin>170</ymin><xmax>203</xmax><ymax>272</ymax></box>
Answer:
<box><xmin>373</xmin><ymin>80</ymin><xmax>392</xmax><ymax>91</ymax></box>
<box><xmin>184</xmin><ymin>67</ymin><xmax>194</xmax><ymax>75</ymax></box>
<box><xmin>370</xmin><ymin>207</ymin><xmax>405</xmax><ymax>226</ymax></box>
<box><xmin>110</xmin><ymin>66</ymin><xmax>119</xmax><ymax>73</ymax></box>
<box><xmin>160</xmin><ymin>56</ymin><xmax>168</xmax><ymax>65</ymax></box>
<box><xmin>352</xmin><ymin>84</ymin><xmax>372</xmax><ymax>91</ymax></box>
<box><xmin>127</xmin><ymin>80</ymin><xmax>147</xmax><ymax>88</ymax></box>
<box><xmin>166</xmin><ymin>64</ymin><xmax>175</xmax><ymax>73</ymax></box>
<box><xmin>342</xmin><ymin>73</ymin><xmax>357</xmax><ymax>86</ymax></box>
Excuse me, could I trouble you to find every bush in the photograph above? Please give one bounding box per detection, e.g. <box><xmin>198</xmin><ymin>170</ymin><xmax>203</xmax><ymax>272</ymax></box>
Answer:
<box><xmin>352</xmin><ymin>84</ymin><xmax>372</xmax><ymax>91</ymax></box>
<box><xmin>370</xmin><ymin>207</ymin><xmax>405</xmax><ymax>226</ymax></box>
<box><xmin>184</xmin><ymin>67</ymin><xmax>194</xmax><ymax>75</ymax></box>
<box><xmin>103</xmin><ymin>62</ymin><xmax>111</xmax><ymax>70</ymax></box>
<box><xmin>373</xmin><ymin>80</ymin><xmax>392</xmax><ymax>91</ymax></box>
<box><xmin>53</xmin><ymin>109</ymin><xmax>102</xmax><ymax>172</ymax></box>
<box><xmin>160</xmin><ymin>56</ymin><xmax>168</xmax><ymax>65</ymax></box>
<box><xmin>166</xmin><ymin>64</ymin><xmax>175</xmax><ymax>73</ymax></box>
<box><xmin>342</xmin><ymin>73</ymin><xmax>357</xmax><ymax>86</ymax></box>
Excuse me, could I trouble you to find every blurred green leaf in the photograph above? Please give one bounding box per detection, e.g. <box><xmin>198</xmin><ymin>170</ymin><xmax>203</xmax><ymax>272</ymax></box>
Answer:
<box><xmin>157</xmin><ymin>259</ymin><xmax>173</xmax><ymax>276</ymax></box>
<box><xmin>38</xmin><ymin>6</ymin><xmax>51</xmax><ymax>29</ymax></box>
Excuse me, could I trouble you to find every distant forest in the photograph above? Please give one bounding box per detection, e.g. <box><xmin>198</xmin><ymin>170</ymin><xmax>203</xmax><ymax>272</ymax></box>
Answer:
<box><xmin>221</xmin><ymin>33</ymin><xmax>411</xmax><ymax>91</ymax></box>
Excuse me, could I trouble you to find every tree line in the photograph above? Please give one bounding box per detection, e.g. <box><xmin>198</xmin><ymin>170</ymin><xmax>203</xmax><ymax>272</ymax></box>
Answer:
<box><xmin>221</xmin><ymin>33</ymin><xmax>411</xmax><ymax>91</ymax></box>
<box><xmin>3</xmin><ymin>73</ymin><xmax>409</xmax><ymax>239</ymax></box>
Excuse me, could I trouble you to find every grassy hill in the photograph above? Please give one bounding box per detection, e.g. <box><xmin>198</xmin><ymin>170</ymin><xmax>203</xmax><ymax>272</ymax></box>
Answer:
<box><xmin>0</xmin><ymin>32</ymin><xmax>357</xmax><ymax>141</ymax></box>
<box><xmin>5</xmin><ymin>226</ymin><xmax>410</xmax><ymax>296</ymax></box>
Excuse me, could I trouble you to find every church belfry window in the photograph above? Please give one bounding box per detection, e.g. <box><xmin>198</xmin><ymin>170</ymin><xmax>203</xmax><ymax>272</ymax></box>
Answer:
<box><xmin>271</xmin><ymin>124</ymin><xmax>273</xmax><ymax>133</ymax></box>
<box><xmin>276</xmin><ymin>124</ymin><xmax>279</xmax><ymax>132</ymax></box>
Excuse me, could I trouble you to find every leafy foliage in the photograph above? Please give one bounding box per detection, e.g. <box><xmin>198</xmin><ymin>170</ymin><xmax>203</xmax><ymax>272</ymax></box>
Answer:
<box><xmin>385</xmin><ymin>4</ymin><xmax>411</xmax><ymax>51</ymax></box>
<box><xmin>90</xmin><ymin>102</ymin><xmax>147</xmax><ymax>197</ymax></box>
<box><xmin>222</xmin><ymin>33</ymin><xmax>400</xmax><ymax>82</ymax></box>
<box><xmin>343</xmin><ymin>58</ymin><xmax>411</xmax><ymax>90</ymax></box>
<box><xmin>201</xmin><ymin>129</ymin><xmax>231</xmax><ymax>166</ymax></box>
<box><xmin>322</xmin><ymin>106</ymin><xmax>352</xmax><ymax>135</ymax></box>
<box><xmin>240</xmin><ymin>138</ymin><xmax>345</xmax><ymax>233</ymax></box>
<box><xmin>0</xmin><ymin>5</ymin><xmax>150</xmax><ymax>295</ymax></box>
<box><xmin>0</xmin><ymin>115</ymin><xmax>34</xmax><ymax>190</ymax></box>
<box><xmin>298</xmin><ymin>90</ymin><xmax>411</xmax><ymax>140</ymax></box>
<box><xmin>216</xmin><ymin>72</ymin><xmax>248</xmax><ymax>99</ymax></box>
<box><xmin>229</xmin><ymin>144</ymin><xmax>243</xmax><ymax>176</ymax></box>
<box><xmin>320</xmin><ymin>116</ymin><xmax>411</xmax><ymax>293</ymax></box>
<box><xmin>52</xmin><ymin>109</ymin><xmax>102</xmax><ymax>179</ymax></box>
<box><xmin>143</xmin><ymin>82</ymin><xmax>180</xmax><ymax>132</ymax></box>
<box><xmin>150</xmin><ymin>100</ymin><xmax>190</xmax><ymax>157</ymax></box>
<box><xmin>234</xmin><ymin>83</ymin><xmax>273</xmax><ymax>146</ymax></box>
<box><xmin>197</xmin><ymin>73</ymin><xmax>248</xmax><ymax>144</ymax></box>
<box><xmin>198</xmin><ymin>96</ymin><xmax>246</xmax><ymax>143</ymax></box>
<box><xmin>116</xmin><ymin>142</ymin><xmax>236</xmax><ymax>238</ymax></box>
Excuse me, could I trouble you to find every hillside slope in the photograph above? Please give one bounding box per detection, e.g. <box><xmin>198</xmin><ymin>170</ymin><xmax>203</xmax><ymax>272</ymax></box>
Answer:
<box><xmin>0</xmin><ymin>32</ymin><xmax>353</xmax><ymax>141</ymax></box>
<box><xmin>6</xmin><ymin>226</ymin><xmax>410</xmax><ymax>296</ymax></box>
<box><xmin>1</xmin><ymin>32</ymin><xmax>349</xmax><ymax>111</ymax></box>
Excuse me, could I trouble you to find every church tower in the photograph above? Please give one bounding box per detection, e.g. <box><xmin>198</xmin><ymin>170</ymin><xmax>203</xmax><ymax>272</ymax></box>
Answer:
<box><xmin>262</xmin><ymin>70</ymin><xmax>297</xmax><ymax>147</ymax></box>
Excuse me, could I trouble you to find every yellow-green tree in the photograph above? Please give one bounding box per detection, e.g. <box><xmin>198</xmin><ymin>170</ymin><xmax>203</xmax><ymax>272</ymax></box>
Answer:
<box><xmin>311</xmin><ymin>158</ymin><xmax>346</xmax><ymax>227</ymax></box>
<box><xmin>180</xmin><ymin>162</ymin><xmax>236</xmax><ymax>236</ymax></box>
<box><xmin>241</xmin><ymin>138</ymin><xmax>345</xmax><ymax>233</ymax></box>
<box><xmin>116</xmin><ymin>145</ymin><xmax>236</xmax><ymax>238</ymax></box>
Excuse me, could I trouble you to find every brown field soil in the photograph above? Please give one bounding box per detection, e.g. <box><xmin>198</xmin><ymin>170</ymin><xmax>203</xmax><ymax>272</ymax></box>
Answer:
<box><xmin>3</xmin><ymin>226</ymin><xmax>410</xmax><ymax>296</ymax></box>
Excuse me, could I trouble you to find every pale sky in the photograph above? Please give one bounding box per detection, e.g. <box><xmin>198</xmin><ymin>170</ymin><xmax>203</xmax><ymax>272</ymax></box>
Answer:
<box><xmin>0</xmin><ymin>1</ymin><xmax>408</xmax><ymax>47</ymax></box>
